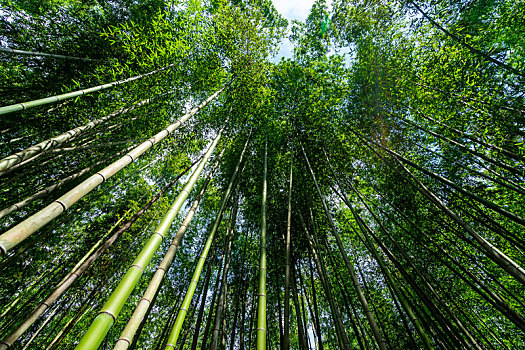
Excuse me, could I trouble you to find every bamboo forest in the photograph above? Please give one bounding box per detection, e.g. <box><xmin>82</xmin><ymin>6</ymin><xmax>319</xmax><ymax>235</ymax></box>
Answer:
<box><xmin>0</xmin><ymin>0</ymin><xmax>524</xmax><ymax>348</ymax></box>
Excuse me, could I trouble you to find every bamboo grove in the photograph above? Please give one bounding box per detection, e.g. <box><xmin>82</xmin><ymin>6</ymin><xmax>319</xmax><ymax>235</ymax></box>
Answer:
<box><xmin>0</xmin><ymin>0</ymin><xmax>524</xmax><ymax>349</ymax></box>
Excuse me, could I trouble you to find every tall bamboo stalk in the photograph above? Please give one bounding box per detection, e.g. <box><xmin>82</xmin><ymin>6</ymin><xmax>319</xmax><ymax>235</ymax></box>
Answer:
<box><xmin>210</xmin><ymin>192</ymin><xmax>239</xmax><ymax>350</ymax></box>
<box><xmin>299</xmin><ymin>212</ymin><xmax>348</xmax><ymax>349</ymax></box>
<box><xmin>323</xmin><ymin>150</ymin><xmax>434</xmax><ymax>349</ymax></box>
<box><xmin>163</xmin><ymin>133</ymin><xmax>250</xmax><ymax>349</ymax></box>
<box><xmin>0</xmin><ymin>96</ymin><xmax>156</xmax><ymax>172</ymax></box>
<box><xmin>113</xmin><ymin>147</ymin><xmax>226</xmax><ymax>350</ymax></box>
<box><xmin>283</xmin><ymin>145</ymin><xmax>293</xmax><ymax>350</ymax></box>
<box><xmin>374</xmin><ymin>140</ymin><xmax>525</xmax><ymax>227</ymax></box>
<box><xmin>45</xmin><ymin>285</ymin><xmax>102</xmax><ymax>350</ymax></box>
<box><xmin>74</xmin><ymin>128</ymin><xmax>224</xmax><ymax>350</ymax></box>
<box><xmin>0</xmin><ymin>85</ymin><xmax>227</xmax><ymax>254</ymax></box>
<box><xmin>0</xmin><ymin>47</ymin><xmax>105</xmax><ymax>62</ymax></box>
<box><xmin>256</xmin><ymin>134</ymin><xmax>268</xmax><ymax>350</ymax></box>
<box><xmin>190</xmin><ymin>248</ymin><xmax>217</xmax><ymax>350</ymax></box>
<box><xmin>308</xmin><ymin>255</ymin><xmax>324</xmax><ymax>350</ymax></box>
<box><xmin>353</xmin><ymin>130</ymin><xmax>525</xmax><ymax>287</ymax></box>
<box><xmin>0</xmin><ymin>65</ymin><xmax>174</xmax><ymax>116</ymax></box>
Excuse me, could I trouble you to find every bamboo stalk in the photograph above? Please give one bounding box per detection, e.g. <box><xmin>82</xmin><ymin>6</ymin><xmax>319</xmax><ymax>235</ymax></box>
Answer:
<box><xmin>353</xmin><ymin>130</ymin><xmax>525</xmax><ymax>286</ymax></box>
<box><xmin>0</xmin><ymin>94</ymin><xmax>158</xmax><ymax>172</ymax></box>
<box><xmin>256</xmin><ymin>134</ymin><xmax>268</xmax><ymax>350</ymax></box>
<box><xmin>0</xmin><ymin>47</ymin><xmax>106</xmax><ymax>63</ymax></box>
<box><xmin>0</xmin><ymin>65</ymin><xmax>173</xmax><ymax>116</ymax></box>
<box><xmin>300</xmin><ymin>141</ymin><xmax>384</xmax><ymax>350</ymax></box>
<box><xmin>283</xmin><ymin>145</ymin><xmax>293</xmax><ymax>350</ymax></box>
<box><xmin>0</xmin><ymin>159</ymin><xmax>196</xmax><ymax>349</ymax></box>
<box><xmin>0</xmin><ymin>144</ymin><xmax>136</xmax><ymax>219</ymax></box>
<box><xmin>210</xmin><ymin>191</ymin><xmax>239</xmax><ymax>350</ymax></box>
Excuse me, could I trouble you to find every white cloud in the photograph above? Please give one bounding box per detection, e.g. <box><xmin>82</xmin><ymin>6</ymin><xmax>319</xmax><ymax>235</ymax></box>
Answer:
<box><xmin>272</xmin><ymin>0</ymin><xmax>317</xmax><ymax>22</ymax></box>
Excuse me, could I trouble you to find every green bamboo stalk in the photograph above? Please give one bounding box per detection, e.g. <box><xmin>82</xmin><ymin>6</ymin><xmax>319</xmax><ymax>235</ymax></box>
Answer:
<box><xmin>374</xmin><ymin>141</ymin><xmax>525</xmax><ymax>227</ymax></box>
<box><xmin>112</xmin><ymin>146</ymin><xmax>227</xmax><ymax>350</ymax></box>
<box><xmin>347</xmin><ymin>197</ymin><xmax>434</xmax><ymax>350</ymax></box>
<box><xmin>0</xmin><ymin>47</ymin><xmax>105</xmax><ymax>63</ymax></box>
<box><xmin>299</xmin><ymin>212</ymin><xmax>347</xmax><ymax>350</ymax></box>
<box><xmin>47</xmin><ymin>138</ymin><xmax>146</xmax><ymax>154</ymax></box>
<box><xmin>163</xmin><ymin>133</ymin><xmax>250</xmax><ymax>349</ymax></box>
<box><xmin>74</xmin><ymin>128</ymin><xmax>224</xmax><ymax>350</ymax></box>
<box><xmin>0</xmin><ymin>144</ymin><xmax>136</xmax><ymax>219</ymax></box>
<box><xmin>210</xmin><ymin>190</ymin><xmax>239</xmax><ymax>350</ymax></box>
<box><xmin>283</xmin><ymin>145</ymin><xmax>293</xmax><ymax>350</ymax></box>
<box><xmin>353</xmin><ymin>129</ymin><xmax>525</xmax><ymax>287</ymax></box>
<box><xmin>256</xmin><ymin>134</ymin><xmax>268</xmax><ymax>350</ymax></box>
<box><xmin>0</xmin><ymin>85</ymin><xmax>227</xmax><ymax>254</ymax></box>
<box><xmin>0</xmin><ymin>65</ymin><xmax>174</xmax><ymax>116</ymax></box>
<box><xmin>0</xmin><ymin>96</ymin><xmax>156</xmax><ymax>172</ymax></box>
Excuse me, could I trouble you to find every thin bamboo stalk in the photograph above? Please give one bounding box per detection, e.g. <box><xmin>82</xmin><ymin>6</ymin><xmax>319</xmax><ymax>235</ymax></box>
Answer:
<box><xmin>210</xmin><ymin>191</ymin><xmax>239</xmax><ymax>350</ymax></box>
<box><xmin>300</xmin><ymin>142</ymin><xmax>385</xmax><ymax>350</ymax></box>
<box><xmin>0</xmin><ymin>65</ymin><xmax>174</xmax><ymax>116</ymax></box>
<box><xmin>283</xmin><ymin>144</ymin><xmax>293</xmax><ymax>350</ymax></box>
<box><xmin>299</xmin><ymin>212</ymin><xmax>347</xmax><ymax>349</ymax></box>
<box><xmin>0</xmin><ymin>47</ymin><xmax>105</xmax><ymax>63</ymax></box>
<box><xmin>0</xmin><ymin>159</ymin><xmax>195</xmax><ymax>349</ymax></box>
<box><xmin>323</xmin><ymin>150</ymin><xmax>434</xmax><ymax>349</ymax></box>
<box><xmin>19</xmin><ymin>307</ymin><xmax>59</xmax><ymax>350</ymax></box>
<box><xmin>256</xmin><ymin>135</ymin><xmax>268</xmax><ymax>350</ymax></box>
<box><xmin>190</xmin><ymin>248</ymin><xmax>217</xmax><ymax>350</ymax></box>
<box><xmin>0</xmin><ymin>85</ymin><xmax>227</xmax><ymax>254</ymax></box>
<box><xmin>353</xmin><ymin>130</ymin><xmax>525</xmax><ymax>286</ymax></box>
<box><xmin>74</xmin><ymin>127</ymin><xmax>225</xmax><ymax>350</ymax></box>
<box><xmin>163</xmin><ymin>132</ymin><xmax>250</xmax><ymax>349</ymax></box>
<box><xmin>374</xmin><ymin>140</ymin><xmax>525</xmax><ymax>227</ymax></box>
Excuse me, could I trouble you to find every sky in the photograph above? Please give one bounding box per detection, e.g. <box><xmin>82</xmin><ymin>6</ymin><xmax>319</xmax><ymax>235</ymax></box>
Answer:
<box><xmin>271</xmin><ymin>0</ymin><xmax>317</xmax><ymax>60</ymax></box>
